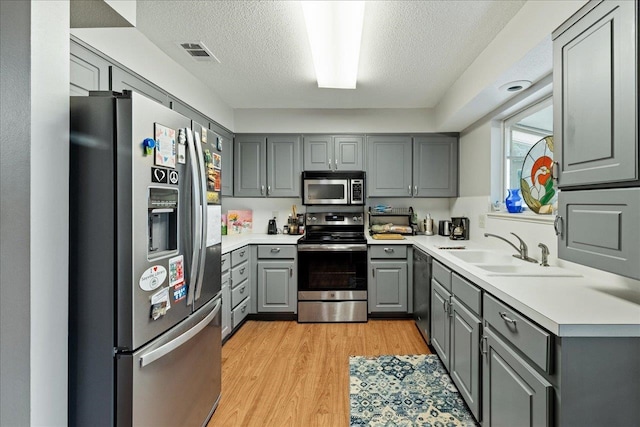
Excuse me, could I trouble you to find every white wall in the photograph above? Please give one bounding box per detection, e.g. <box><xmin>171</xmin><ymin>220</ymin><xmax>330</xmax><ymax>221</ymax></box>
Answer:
<box><xmin>71</xmin><ymin>27</ymin><xmax>235</xmax><ymax>131</ymax></box>
<box><xmin>233</xmin><ymin>108</ymin><xmax>436</xmax><ymax>134</ymax></box>
<box><xmin>30</xmin><ymin>2</ymin><xmax>70</xmax><ymax>425</ymax></box>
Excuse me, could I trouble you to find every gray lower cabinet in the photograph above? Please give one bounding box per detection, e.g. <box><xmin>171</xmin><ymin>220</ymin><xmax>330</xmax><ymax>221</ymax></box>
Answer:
<box><xmin>303</xmin><ymin>135</ymin><xmax>364</xmax><ymax>171</ymax></box>
<box><xmin>482</xmin><ymin>327</ymin><xmax>552</xmax><ymax>427</ymax></box>
<box><xmin>450</xmin><ymin>297</ymin><xmax>481</xmax><ymax>420</ymax></box>
<box><xmin>430</xmin><ymin>278</ymin><xmax>451</xmax><ymax>369</ymax></box>
<box><xmin>553</xmin><ymin>0</ymin><xmax>638</xmax><ymax>188</ymax></box>
<box><xmin>234</xmin><ymin>134</ymin><xmax>301</xmax><ymax>198</ymax></box>
<box><xmin>256</xmin><ymin>245</ymin><xmax>297</xmax><ymax>313</ymax></box>
<box><xmin>230</xmin><ymin>246</ymin><xmax>251</xmax><ymax>329</ymax></box>
<box><xmin>557</xmin><ymin>188</ymin><xmax>640</xmax><ymax>280</ymax></box>
<box><xmin>368</xmin><ymin>245</ymin><xmax>410</xmax><ymax>313</ymax></box>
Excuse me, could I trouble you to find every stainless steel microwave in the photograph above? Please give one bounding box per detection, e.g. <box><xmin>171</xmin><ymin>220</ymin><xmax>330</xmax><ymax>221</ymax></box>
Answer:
<box><xmin>302</xmin><ymin>171</ymin><xmax>365</xmax><ymax>205</ymax></box>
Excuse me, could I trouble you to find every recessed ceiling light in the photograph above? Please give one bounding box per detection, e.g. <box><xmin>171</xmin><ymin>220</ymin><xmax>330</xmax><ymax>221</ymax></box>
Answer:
<box><xmin>302</xmin><ymin>1</ymin><xmax>365</xmax><ymax>89</ymax></box>
<box><xmin>499</xmin><ymin>80</ymin><xmax>532</xmax><ymax>93</ymax></box>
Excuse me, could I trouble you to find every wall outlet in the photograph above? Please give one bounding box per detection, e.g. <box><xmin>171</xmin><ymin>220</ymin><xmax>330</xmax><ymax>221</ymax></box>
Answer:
<box><xmin>478</xmin><ymin>214</ymin><xmax>486</xmax><ymax>229</ymax></box>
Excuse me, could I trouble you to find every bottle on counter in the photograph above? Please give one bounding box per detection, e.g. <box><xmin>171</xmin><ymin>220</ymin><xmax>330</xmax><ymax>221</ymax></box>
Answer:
<box><xmin>425</xmin><ymin>213</ymin><xmax>434</xmax><ymax>236</ymax></box>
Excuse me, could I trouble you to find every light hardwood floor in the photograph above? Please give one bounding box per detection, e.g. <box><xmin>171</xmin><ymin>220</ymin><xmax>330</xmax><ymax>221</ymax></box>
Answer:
<box><xmin>208</xmin><ymin>319</ymin><xmax>430</xmax><ymax>427</ymax></box>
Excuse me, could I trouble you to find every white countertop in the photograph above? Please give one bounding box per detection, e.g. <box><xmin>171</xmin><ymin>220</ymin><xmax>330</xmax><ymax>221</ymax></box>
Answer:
<box><xmin>222</xmin><ymin>233</ymin><xmax>640</xmax><ymax>338</ymax></box>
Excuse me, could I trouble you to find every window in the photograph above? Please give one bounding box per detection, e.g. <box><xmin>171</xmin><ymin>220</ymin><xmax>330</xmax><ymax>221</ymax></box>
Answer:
<box><xmin>503</xmin><ymin>98</ymin><xmax>553</xmax><ymax>197</ymax></box>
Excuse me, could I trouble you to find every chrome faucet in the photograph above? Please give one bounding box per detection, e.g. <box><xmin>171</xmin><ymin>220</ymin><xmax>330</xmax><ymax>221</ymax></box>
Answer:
<box><xmin>538</xmin><ymin>243</ymin><xmax>550</xmax><ymax>267</ymax></box>
<box><xmin>483</xmin><ymin>232</ymin><xmax>537</xmax><ymax>263</ymax></box>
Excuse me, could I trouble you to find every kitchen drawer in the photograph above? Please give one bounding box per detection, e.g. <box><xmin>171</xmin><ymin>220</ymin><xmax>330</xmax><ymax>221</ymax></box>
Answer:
<box><xmin>452</xmin><ymin>273</ymin><xmax>481</xmax><ymax>315</ymax></box>
<box><xmin>369</xmin><ymin>245</ymin><xmax>408</xmax><ymax>259</ymax></box>
<box><xmin>232</xmin><ymin>296</ymin><xmax>250</xmax><ymax>329</ymax></box>
<box><xmin>257</xmin><ymin>245</ymin><xmax>296</xmax><ymax>259</ymax></box>
<box><xmin>432</xmin><ymin>260</ymin><xmax>452</xmax><ymax>291</ymax></box>
<box><xmin>231</xmin><ymin>261</ymin><xmax>249</xmax><ymax>286</ymax></box>
<box><xmin>484</xmin><ymin>294</ymin><xmax>552</xmax><ymax>373</ymax></box>
<box><xmin>231</xmin><ymin>246</ymin><xmax>249</xmax><ymax>267</ymax></box>
<box><xmin>221</xmin><ymin>253</ymin><xmax>231</xmax><ymax>273</ymax></box>
<box><xmin>231</xmin><ymin>280</ymin><xmax>250</xmax><ymax>308</ymax></box>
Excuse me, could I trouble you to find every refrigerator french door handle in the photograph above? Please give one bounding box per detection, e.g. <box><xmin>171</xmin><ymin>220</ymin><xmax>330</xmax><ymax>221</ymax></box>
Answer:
<box><xmin>192</xmin><ymin>131</ymin><xmax>208</xmax><ymax>302</ymax></box>
<box><xmin>185</xmin><ymin>128</ymin><xmax>202</xmax><ymax>306</ymax></box>
<box><xmin>139</xmin><ymin>298</ymin><xmax>221</xmax><ymax>368</ymax></box>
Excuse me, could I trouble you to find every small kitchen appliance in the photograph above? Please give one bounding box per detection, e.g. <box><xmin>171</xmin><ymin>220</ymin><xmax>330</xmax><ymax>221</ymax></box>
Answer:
<box><xmin>302</xmin><ymin>171</ymin><xmax>365</xmax><ymax>205</ymax></box>
<box><xmin>450</xmin><ymin>217</ymin><xmax>470</xmax><ymax>240</ymax></box>
<box><xmin>438</xmin><ymin>220</ymin><xmax>452</xmax><ymax>236</ymax></box>
<box><xmin>268</xmin><ymin>217</ymin><xmax>278</xmax><ymax>234</ymax></box>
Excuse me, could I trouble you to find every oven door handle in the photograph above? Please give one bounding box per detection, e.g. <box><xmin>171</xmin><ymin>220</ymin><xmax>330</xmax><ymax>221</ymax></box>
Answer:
<box><xmin>297</xmin><ymin>244</ymin><xmax>367</xmax><ymax>252</ymax></box>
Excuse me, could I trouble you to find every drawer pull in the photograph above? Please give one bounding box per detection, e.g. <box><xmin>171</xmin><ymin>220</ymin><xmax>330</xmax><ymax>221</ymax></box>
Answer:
<box><xmin>384</xmin><ymin>247</ymin><xmax>394</xmax><ymax>253</ymax></box>
<box><xmin>239</xmin><ymin>250</ymin><xmax>246</xmax><ymax>257</ymax></box>
<box><xmin>221</xmin><ymin>259</ymin><xmax>226</xmax><ymax>265</ymax></box>
<box><xmin>271</xmin><ymin>247</ymin><xmax>281</xmax><ymax>253</ymax></box>
<box><xmin>239</xmin><ymin>267</ymin><xmax>245</xmax><ymax>274</ymax></box>
<box><xmin>241</xmin><ymin>305</ymin><xmax>247</xmax><ymax>313</ymax></box>
<box><xmin>499</xmin><ymin>311</ymin><xmax>517</xmax><ymax>326</ymax></box>
<box><xmin>240</xmin><ymin>286</ymin><xmax>245</xmax><ymax>294</ymax></box>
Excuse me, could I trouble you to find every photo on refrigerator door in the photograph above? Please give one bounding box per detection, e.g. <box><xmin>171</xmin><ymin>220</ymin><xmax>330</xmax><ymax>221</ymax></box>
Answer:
<box><xmin>204</xmin><ymin>148</ymin><xmax>220</xmax><ymax>203</ymax></box>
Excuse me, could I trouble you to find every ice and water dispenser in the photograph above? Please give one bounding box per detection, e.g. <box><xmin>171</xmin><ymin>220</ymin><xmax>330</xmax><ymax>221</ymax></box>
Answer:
<box><xmin>148</xmin><ymin>187</ymin><xmax>178</xmax><ymax>257</ymax></box>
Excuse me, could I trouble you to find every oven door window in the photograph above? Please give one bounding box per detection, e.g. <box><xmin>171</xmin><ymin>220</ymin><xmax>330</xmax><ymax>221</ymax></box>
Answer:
<box><xmin>304</xmin><ymin>179</ymin><xmax>348</xmax><ymax>204</ymax></box>
<box><xmin>298</xmin><ymin>250</ymin><xmax>367</xmax><ymax>291</ymax></box>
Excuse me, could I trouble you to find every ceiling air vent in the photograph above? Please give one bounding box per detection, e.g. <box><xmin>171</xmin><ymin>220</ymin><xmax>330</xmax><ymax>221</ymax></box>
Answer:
<box><xmin>179</xmin><ymin>42</ymin><xmax>220</xmax><ymax>63</ymax></box>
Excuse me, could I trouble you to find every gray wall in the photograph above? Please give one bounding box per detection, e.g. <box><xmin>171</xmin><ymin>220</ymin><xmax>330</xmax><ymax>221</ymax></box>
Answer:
<box><xmin>1</xmin><ymin>1</ymin><xmax>70</xmax><ymax>425</ymax></box>
<box><xmin>1</xmin><ymin>1</ymin><xmax>32</xmax><ymax>424</ymax></box>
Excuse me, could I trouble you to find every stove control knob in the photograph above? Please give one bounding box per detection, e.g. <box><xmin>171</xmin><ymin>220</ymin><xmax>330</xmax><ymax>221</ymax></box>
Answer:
<box><xmin>353</xmin><ymin>216</ymin><xmax>361</xmax><ymax>222</ymax></box>
<box><xmin>307</xmin><ymin>216</ymin><xmax>317</xmax><ymax>222</ymax></box>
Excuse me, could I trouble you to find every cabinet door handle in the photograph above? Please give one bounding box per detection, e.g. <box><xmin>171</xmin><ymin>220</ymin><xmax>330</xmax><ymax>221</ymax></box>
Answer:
<box><xmin>554</xmin><ymin>215</ymin><xmax>563</xmax><ymax>237</ymax></box>
<box><xmin>328</xmin><ymin>158</ymin><xmax>332</xmax><ymax>168</ymax></box>
<box><xmin>384</xmin><ymin>247</ymin><xmax>394</xmax><ymax>253</ymax></box>
<box><xmin>443</xmin><ymin>299</ymin><xmax>448</xmax><ymax>314</ymax></box>
<box><xmin>334</xmin><ymin>158</ymin><xmax>337</xmax><ymax>169</ymax></box>
<box><xmin>289</xmin><ymin>267</ymin><xmax>293</xmax><ymax>277</ymax></box>
<box><xmin>552</xmin><ymin>161</ymin><xmax>559</xmax><ymax>182</ymax></box>
<box><xmin>414</xmin><ymin>185</ymin><xmax>418</xmax><ymax>196</ymax></box>
<box><xmin>479</xmin><ymin>335</ymin><xmax>488</xmax><ymax>359</ymax></box>
<box><xmin>448</xmin><ymin>301</ymin><xmax>454</xmax><ymax>318</ymax></box>
<box><xmin>372</xmin><ymin>268</ymin><xmax>375</xmax><ymax>278</ymax></box>
<box><xmin>499</xmin><ymin>311</ymin><xmax>517</xmax><ymax>326</ymax></box>
<box><xmin>240</xmin><ymin>286</ymin><xmax>245</xmax><ymax>294</ymax></box>
<box><xmin>261</xmin><ymin>185</ymin><xmax>265</xmax><ymax>195</ymax></box>
<box><xmin>408</xmin><ymin>185</ymin><xmax>412</xmax><ymax>195</ymax></box>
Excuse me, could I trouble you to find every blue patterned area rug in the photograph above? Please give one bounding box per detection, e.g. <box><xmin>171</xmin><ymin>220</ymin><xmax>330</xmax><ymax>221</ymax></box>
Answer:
<box><xmin>350</xmin><ymin>354</ymin><xmax>478</xmax><ymax>426</ymax></box>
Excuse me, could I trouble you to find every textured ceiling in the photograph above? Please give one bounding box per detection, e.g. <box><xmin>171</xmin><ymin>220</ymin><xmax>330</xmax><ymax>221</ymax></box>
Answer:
<box><xmin>136</xmin><ymin>0</ymin><xmax>527</xmax><ymax>109</ymax></box>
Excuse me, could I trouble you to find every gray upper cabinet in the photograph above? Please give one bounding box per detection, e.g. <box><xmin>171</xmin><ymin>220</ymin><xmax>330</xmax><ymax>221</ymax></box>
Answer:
<box><xmin>234</xmin><ymin>134</ymin><xmax>301</xmax><ymax>198</ymax></box>
<box><xmin>553</xmin><ymin>0</ymin><xmax>638</xmax><ymax>188</ymax></box>
<box><xmin>111</xmin><ymin>66</ymin><xmax>170</xmax><ymax>107</ymax></box>
<box><xmin>221</xmin><ymin>134</ymin><xmax>233</xmax><ymax>196</ymax></box>
<box><xmin>70</xmin><ymin>42</ymin><xmax>110</xmax><ymax>95</ymax></box>
<box><xmin>267</xmin><ymin>135</ymin><xmax>301</xmax><ymax>197</ymax></box>
<box><xmin>367</xmin><ymin>135</ymin><xmax>413</xmax><ymax>197</ymax></box>
<box><xmin>303</xmin><ymin>135</ymin><xmax>364</xmax><ymax>171</ymax></box>
<box><xmin>234</xmin><ymin>135</ymin><xmax>266</xmax><ymax>197</ymax></box>
<box><xmin>367</xmin><ymin>135</ymin><xmax>458</xmax><ymax>197</ymax></box>
<box><xmin>413</xmin><ymin>135</ymin><xmax>458</xmax><ymax>197</ymax></box>
<box><xmin>557</xmin><ymin>188</ymin><xmax>640</xmax><ymax>280</ymax></box>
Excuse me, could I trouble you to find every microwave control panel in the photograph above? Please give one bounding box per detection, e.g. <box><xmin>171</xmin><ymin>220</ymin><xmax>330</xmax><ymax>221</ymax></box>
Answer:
<box><xmin>351</xmin><ymin>179</ymin><xmax>364</xmax><ymax>204</ymax></box>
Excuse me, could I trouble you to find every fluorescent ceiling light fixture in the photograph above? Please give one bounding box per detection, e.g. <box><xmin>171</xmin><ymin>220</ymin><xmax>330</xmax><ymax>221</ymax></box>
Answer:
<box><xmin>302</xmin><ymin>1</ymin><xmax>365</xmax><ymax>89</ymax></box>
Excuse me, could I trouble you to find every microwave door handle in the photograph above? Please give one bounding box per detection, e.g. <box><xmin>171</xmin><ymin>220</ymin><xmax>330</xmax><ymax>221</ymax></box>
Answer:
<box><xmin>185</xmin><ymin>129</ymin><xmax>202</xmax><ymax>306</ymax></box>
<box><xmin>192</xmin><ymin>131</ymin><xmax>208</xmax><ymax>303</ymax></box>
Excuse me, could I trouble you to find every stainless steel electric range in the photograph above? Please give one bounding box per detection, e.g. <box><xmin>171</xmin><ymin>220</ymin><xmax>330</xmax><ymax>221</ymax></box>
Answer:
<box><xmin>297</xmin><ymin>211</ymin><xmax>368</xmax><ymax>322</ymax></box>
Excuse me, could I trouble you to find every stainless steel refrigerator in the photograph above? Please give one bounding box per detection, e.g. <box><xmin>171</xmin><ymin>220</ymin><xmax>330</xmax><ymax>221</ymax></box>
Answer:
<box><xmin>69</xmin><ymin>91</ymin><xmax>222</xmax><ymax>426</ymax></box>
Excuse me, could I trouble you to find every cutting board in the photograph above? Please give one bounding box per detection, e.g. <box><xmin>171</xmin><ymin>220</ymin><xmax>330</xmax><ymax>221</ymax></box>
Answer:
<box><xmin>371</xmin><ymin>233</ymin><xmax>405</xmax><ymax>240</ymax></box>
